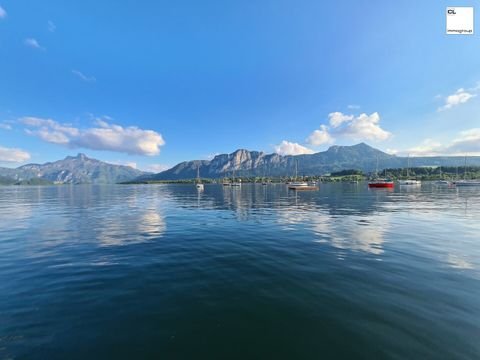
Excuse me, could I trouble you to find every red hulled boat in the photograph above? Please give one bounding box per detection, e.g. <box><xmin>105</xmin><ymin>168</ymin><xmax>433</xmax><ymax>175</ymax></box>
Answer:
<box><xmin>369</xmin><ymin>156</ymin><xmax>394</xmax><ymax>188</ymax></box>
<box><xmin>368</xmin><ymin>179</ymin><xmax>394</xmax><ymax>188</ymax></box>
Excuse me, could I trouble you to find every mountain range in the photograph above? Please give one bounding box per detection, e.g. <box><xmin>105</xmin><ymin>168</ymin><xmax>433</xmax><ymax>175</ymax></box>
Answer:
<box><xmin>1</xmin><ymin>143</ymin><xmax>479</xmax><ymax>184</ymax></box>
<box><xmin>144</xmin><ymin>143</ymin><xmax>480</xmax><ymax>180</ymax></box>
<box><xmin>0</xmin><ymin>153</ymin><xmax>147</xmax><ymax>184</ymax></box>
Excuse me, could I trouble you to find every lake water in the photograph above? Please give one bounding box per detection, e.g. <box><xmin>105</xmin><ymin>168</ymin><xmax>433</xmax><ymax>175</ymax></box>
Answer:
<box><xmin>0</xmin><ymin>183</ymin><xmax>479</xmax><ymax>359</ymax></box>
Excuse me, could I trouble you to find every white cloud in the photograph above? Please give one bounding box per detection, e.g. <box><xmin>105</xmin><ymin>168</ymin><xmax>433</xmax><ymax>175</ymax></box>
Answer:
<box><xmin>306</xmin><ymin>125</ymin><xmax>333</xmax><ymax>146</ymax></box>
<box><xmin>328</xmin><ymin>112</ymin><xmax>354</xmax><ymax>128</ymax></box>
<box><xmin>285</xmin><ymin>111</ymin><xmax>391</xmax><ymax>155</ymax></box>
<box><xmin>439</xmin><ymin>88</ymin><xmax>476</xmax><ymax>111</ymax></box>
<box><xmin>205</xmin><ymin>153</ymin><xmax>220</xmax><ymax>160</ymax></box>
<box><xmin>448</xmin><ymin>128</ymin><xmax>480</xmax><ymax>154</ymax></box>
<box><xmin>408</xmin><ymin>139</ymin><xmax>444</xmax><ymax>156</ymax></box>
<box><xmin>306</xmin><ymin>111</ymin><xmax>391</xmax><ymax>148</ymax></box>
<box><xmin>144</xmin><ymin>164</ymin><xmax>171</xmax><ymax>173</ymax></box>
<box><xmin>21</xmin><ymin>116</ymin><xmax>165</xmax><ymax>156</ymax></box>
<box><xmin>109</xmin><ymin>160</ymin><xmax>137</xmax><ymax>169</ymax></box>
<box><xmin>0</xmin><ymin>146</ymin><xmax>31</xmax><ymax>163</ymax></box>
<box><xmin>408</xmin><ymin>129</ymin><xmax>480</xmax><ymax>156</ymax></box>
<box><xmin>347</xmin><ymin>104</ymin><xmax>360</xmax><ymax>110</ymax></box>
<box><xmin>48</xmin><ymin>20</ymin><xmax>56</xmax><ymax>32</ymax></box>
<box><xmin>274</xmin><ymin>141</ymin><xmax>314</xmax><ymax>156</ymax></box>
<box><xmin>337</xmin><ymin>112</ymin><xmax>391</xmax><ymax>141</ymax></box>
<box><xmin>0</xmin><ymin>5</ymin><xmax>7</xmax><ymax>19</ymax></box>
<box><xmin>385</xmin><ymin>148</ymin><xmax>398</xmax><ymax>155</ymax></box>
<box><xmin>0</xmin><ymin>122</ymin><xmax>12</xmax><ymax>130</ymax></box>
<box><xmin>72</xmin><ymin>70</ymin><xmax>96</xmax><ymax>83</ymax></box>
<box><xmin>24</xmin><ymin>38</ymin><xmax>45</xmax><ymax>50</ymax></box>
<box><xmin>22</xmin><ymin>117</ymin><xmax>78</xmax><ymax>144</ymax></box>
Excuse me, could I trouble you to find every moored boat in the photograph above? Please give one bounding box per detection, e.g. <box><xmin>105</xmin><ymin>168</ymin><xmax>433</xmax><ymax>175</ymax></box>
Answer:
<box><xmin>287</xmin><ymin>161</ymin><xmax>317</xmax><ymax>191</ymax></box>
<box><xmin>434</xmin><ymin>180</ymin><xmax>452</xmax><ymax>186</ymax></box>
<box><xmin>195</xmin><ymin>165</ymin><xmax>204</xmax><ymax>191</ymax></box>
<box><xmin>453</xmin><ymin>180</ymin><xmax>480</xmax><ymax>187</ymax></box>
<box><xmin>398</xmin><ymin>179</ymin><xmax>421</xmax><ymax>185</ymax></box>
<box><xmin>368</xmin><ymin>157</ymin><xmax>394</xmax><ymax>188</ymax></box>
<box><xmin>222</xmin><ymin>172</ymin><xmax>231</xmax><ymax>186</ymax></box>
<box><xmin>368</xmin><ymin>179</ymin><xmax>394</xmax><ymax>188</ymax></box>
<box><xmin>231</xmin><ymin>169</ymin><xmax>241</xmax><ymax>186</ymax></box>
<box><xmin>452</xmin><ymin>156</ymin><xmax>480</xmax><ymax>186</ymax></box>
<box><xmin>398</xmin><ymin>155</ymin><xmax>421</xmax><ymax>186</ymax></box>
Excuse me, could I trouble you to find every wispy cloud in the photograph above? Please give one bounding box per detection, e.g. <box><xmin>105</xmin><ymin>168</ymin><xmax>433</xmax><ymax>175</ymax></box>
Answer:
<box><xmin>21</xmin><ymin>116</ymin><xmax>166</xmax><ymax>156</ymax></box>
<box><xmin>144</xmin><ymin>164</ymin><xmax>171</xmax><ymax>173</ymax></box>
<box><xmin>274</xmin><ymin>140</ymin><xmax>314</xmax><ymax>156</ymax></box>
<box><xmin>0</xmin><ymin>5</ymin><xmax>7</xmax><ymax>19</ymax></box>
<box><xmin>72</xmin><ymin>70</ymin><xmax>96</xmax><ymax>83</ymax></box>
<box><xmin>448</xmin><ymin>128</ymin><xmax>480</xmax><ymax>154</ymax></box>
<box><xmin>0</xmin><ymin>122</ymin><xmax>12</xmax><ymax>130</ymax></box>
<box><xmin>0</xmin><ymin>146</ymin><xmax>31</xmax><ymax>163</ymax></box>
<box><xmin>408</xmin><ymin>129</ymin><xmax>480</xmax><ymax>156</ymax></box>
<box><xmin>438</xmin><ymin>88</ymin><xmax>476</xmax><ymax>111</ymax></box>
<box><xmin>48</xmin><ymin>20</ymin><xmax>56</xmax><ymax>32</ymax></box>
<box><xmin>347</xmin><ymin>104</ymin><xmax>360</xmax><ymax>110</ymax></box>
<box><xmin>205</xmin><ymin>153</ymin><xmax>220</xmax><ymax>160</ymax></box>
<box><xmin>385</xmin><ymin>148</ymin><xmax>398</xmax><ymax>155</ymax></box>
<box><xmin>24</xmin><ymin>38</ymin><xmax>45</xmax><ymax>50</ymax></box>
<box><xmin>109</xmin><ymin>160</ymin><xmax>138</xmax><ymax>169</ymax></box>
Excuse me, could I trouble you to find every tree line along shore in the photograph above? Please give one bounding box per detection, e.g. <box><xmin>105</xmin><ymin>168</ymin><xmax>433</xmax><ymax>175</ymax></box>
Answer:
<box><xmin>122</xmin><ymin>166</ymin><xmax>480</xmax><ymax>185</ymax></box>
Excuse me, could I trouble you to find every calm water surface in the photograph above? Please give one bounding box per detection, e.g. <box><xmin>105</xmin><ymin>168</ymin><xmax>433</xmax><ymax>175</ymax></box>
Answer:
<box><xmin>0</xmin><ymin>183</ymin><xmax>479</xmax><ymax>359</ymax></box>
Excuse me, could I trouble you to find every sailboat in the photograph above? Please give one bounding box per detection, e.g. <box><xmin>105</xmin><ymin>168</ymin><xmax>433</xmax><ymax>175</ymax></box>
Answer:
<box><xmin>434</xmin><ymin>166</ymin><xmax>451</xmax><ymax>185</ymax></box>
<box><xmin>261</xmin><ymin>166</ymin><xmax>269</xmax><ymax>185</ymax></box>
<box><xmin>222</xmin><ymin>171</ymin><xmax>231</xmax><ymax>186</ymax></box>
<box><xmin>454</xmin><ymin>155</ymin><xmax>480</xmax><ymax>186</ymax></box>
<box><xmin>231</xmin><ymin>168</ymin><xmax>241</xmax><ymax>187</ymax></box>
<box><xmin>398</xmin><ymin>155</ymin><xmax>421</xmax><ymax>185</ymax></box>
<box><xmin>368</xmin><ymin>157</ymin><xmax>394</xmax><ymax>188</ymax></box>
<box><xmin>288</xmin><ymin>160</ymin><xmax>317</xmax><ymax>190</ymax></box>
<box><xmin>195</xmin><ymin>165</ymin><xmax>204</xmax><ymax>191</ymax></box>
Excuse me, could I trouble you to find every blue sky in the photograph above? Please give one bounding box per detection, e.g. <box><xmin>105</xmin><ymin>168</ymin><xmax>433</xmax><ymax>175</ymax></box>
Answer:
<box><xmin>0</xmin><ymin>0</ymin><xmax>479</xmax><ymax>171</ymax></box>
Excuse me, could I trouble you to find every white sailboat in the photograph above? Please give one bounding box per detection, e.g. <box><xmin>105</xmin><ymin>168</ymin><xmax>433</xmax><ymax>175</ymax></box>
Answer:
<box><xmin>288</xmin><ymin>160</ymin><xmax>316</xmax><ymax>190</ymax></box>
<box><xmin>195</xmin><ymin>165</ymin><xmax>204</xmax><ymax>191</ymax></box>
<box><xmin>434</xmin><ymin>167</ymin><xmax>451</xmax><ymax>185</ymax></box>
<box><xmin>231</xmin><ymin>168</ymin><xmax>241</xmax><ymax>187</ymax></box>
<box><xmin>222</xmin><ymin>171</ymin><xmax>231</xmax><ymax>186</ymax></box>
<box><xmin>454</xmin><ymin>155</ymin><xmax>480</xmax><ymax>186</ymax></box>
<box><xmin>261</xmin><ymin>166</ymin><xmax>269</xmax><ymax>185</ymax></box>
<box><xmin>398</xmin><ymin>155</ymin><xmax>421</xmax><ymax>185</ymax></box>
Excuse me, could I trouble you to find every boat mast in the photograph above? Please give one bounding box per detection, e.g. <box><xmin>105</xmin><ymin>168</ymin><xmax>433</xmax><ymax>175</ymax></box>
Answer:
<box><xmin>464</xmin><ymin>155</ymin><xmax>467</xmax><ymax>180</ymax></box>
<box><xmin>406</xmin><ymin>155</ymin><xmax>410</xmax><ymax>178</ymax></box>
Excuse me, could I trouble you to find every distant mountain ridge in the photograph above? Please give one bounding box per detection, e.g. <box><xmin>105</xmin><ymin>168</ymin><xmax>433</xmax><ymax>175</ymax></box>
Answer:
<box><xmin>142</xmin><ymin>143</ymin><xmax>480</xmax><ymax>180</ymax></box>
<box><xmin>0</xmin><ymin>153</ymin><xmax>148</xmax><ymax>184</ymax></box>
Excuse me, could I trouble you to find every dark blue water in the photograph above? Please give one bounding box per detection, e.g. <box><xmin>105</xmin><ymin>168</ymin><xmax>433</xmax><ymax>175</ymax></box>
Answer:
<box><xmin>1</xmin><ymin>183</ymin><xmax>479</xmax><ymax>359</ymax></box>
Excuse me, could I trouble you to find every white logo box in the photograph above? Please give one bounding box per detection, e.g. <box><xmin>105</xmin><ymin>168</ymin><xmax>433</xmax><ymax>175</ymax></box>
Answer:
<box><xmin>446</xmin><ymin>7</ymin><xmax>474</xmax><ymax>35</ymax></box>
